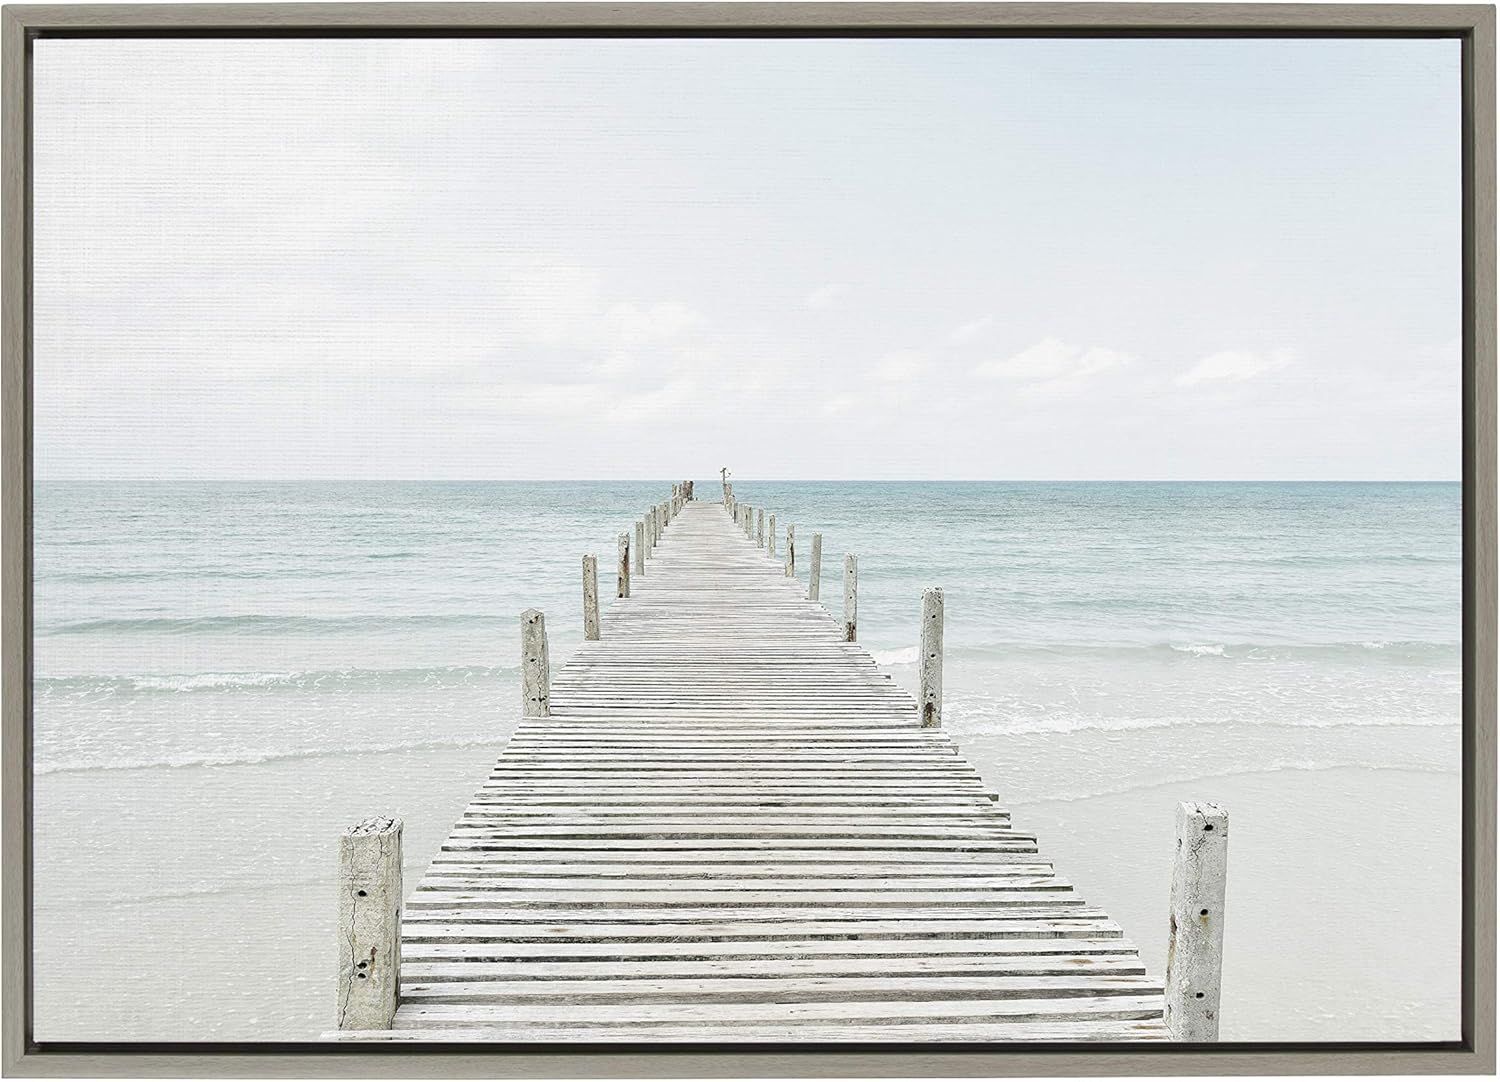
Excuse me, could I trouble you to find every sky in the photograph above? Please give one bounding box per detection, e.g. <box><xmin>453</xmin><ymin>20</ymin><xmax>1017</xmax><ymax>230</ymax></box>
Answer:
<box><xmin>31</xmin><ymin>36</ymin><xmax>1461</xmax><ymax>480</ymax></box>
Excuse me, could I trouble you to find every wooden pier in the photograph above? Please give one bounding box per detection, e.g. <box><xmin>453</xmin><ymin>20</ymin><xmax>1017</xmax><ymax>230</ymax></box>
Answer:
<box><xmin>334</xmin><ymin>483</ymin><xmax>1227</xmax><ymax>1043</ymax></box>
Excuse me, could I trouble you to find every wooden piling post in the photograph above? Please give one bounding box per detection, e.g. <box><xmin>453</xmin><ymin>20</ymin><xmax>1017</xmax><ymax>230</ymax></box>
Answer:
<box><xmin>768</xmin><ymin>514</ymin><xmax>776</xmax><ymax>558</ymax></box>
<box><xmin>745</xmin><ymin>507</ymin><xmax>754</xmax><ymax>539</ymax></box>
<box><xmin>919</xmin><ymin>588</ymin><xmax>943</xmax><ymax>727</ymax></box>
<box><xmin>582</xmin><ymin>555</ymin><xmax>600</xmax><ymax>641</ymax></box>
<box><xmin>521</xmin><ymin>608</ymin><xmax>550</xmax><ymax>717</ymax></box>
<box><xmin>617</xmin><ymin>533</ymin><xmax>630</xmax><ymax>599</ymax></box>
<box><xmin>809</xmin><ymin>533</ymin><xmax>823</xmax><ymax>601</ymax></box>
<box><xmin>1165</xmin><ymin>801</ymin><xmax>1229</xmax><ymax>1041</ymax></box>
<box><xmin>336</xmin><ymin>816</ymin><xmax>403</xmax><ymax>1030</ymax></box>
<box><xmin>843</xmin><ymin>555</ymin><xmax>858</xmax><ymax>641</ymax></box>
<box><xmin>785</xmin><ymin>524</ymin><xmax>796</xmax><ymax>577</ymax></box>
<box><xmin>757</xmin><ymin>509</ymin><xmax>765</xmax><ymax>548</ymax></box>
<box><xmin>634</xmin><ymin>521</ymin><xmax>645</xmax><ymax>574</ymax></box>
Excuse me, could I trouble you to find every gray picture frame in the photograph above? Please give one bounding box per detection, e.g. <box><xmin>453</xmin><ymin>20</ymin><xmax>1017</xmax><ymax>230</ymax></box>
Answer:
<box><xmin>1</xmin><ymin>3</ymin><xmax>1494</xmax><ymax>1075</ymax></box>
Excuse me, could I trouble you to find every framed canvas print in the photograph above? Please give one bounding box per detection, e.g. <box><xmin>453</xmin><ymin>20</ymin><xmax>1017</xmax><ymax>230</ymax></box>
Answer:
<box><xmin>1</xmin><ymin>3</ymin><xmax>1494</xmax><ymax>1076</ymax></box>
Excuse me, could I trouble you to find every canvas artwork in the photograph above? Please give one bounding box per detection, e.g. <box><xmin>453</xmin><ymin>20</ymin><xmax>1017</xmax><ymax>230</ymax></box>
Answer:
<box><xmin>27</xmin><ymin>34</ymin><xmax>1462</xmax><ymax>1046</ymax></box>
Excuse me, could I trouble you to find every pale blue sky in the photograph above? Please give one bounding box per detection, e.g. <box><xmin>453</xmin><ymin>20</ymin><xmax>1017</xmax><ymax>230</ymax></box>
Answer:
<box><xmin>32</xmin><ymin>36</ymin><xmax>1461</xmax><ymax>479</ymax></box>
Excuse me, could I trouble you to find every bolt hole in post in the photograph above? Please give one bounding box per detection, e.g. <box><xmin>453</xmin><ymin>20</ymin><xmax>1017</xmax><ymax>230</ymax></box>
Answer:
<box><xmin>918</xmin><ymin>587</ymin><xmax>943</xmax><ymax>727</ymax></box>
<box><xmin>1165</xmin><ymin>801</ymin><xmax>1229</xmax><ymax>1041</ymax></box>
<box><xmin>843</xmin><ymin>555</ymin><xmax>858</xmax><ymax>641</ymax></box>
<box><xmin>520</xmin><ymin>608</ymin><xmax>550</xmax><ymax>718</ymax></box>
<box><xmin>616</xmin><ymin>532</ymin><xmax>631</xmax><ymax>599</ymax></box>
<box><xmin>582</xmin><ymin>554</ymin><xmax>600</xmax><ymax>641</ymax></box>
<box><xmin>336</xmin><ymin>816</ymin><xmax>402</xmax><ymax>1030</ymax></box>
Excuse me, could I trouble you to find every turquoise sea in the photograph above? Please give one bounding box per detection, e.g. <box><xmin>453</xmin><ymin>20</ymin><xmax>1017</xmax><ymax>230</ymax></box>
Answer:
<box><xmin>30</xmin><ymin>480</ymin><xmax>1462</xmax><ymax>1041</ymax></box>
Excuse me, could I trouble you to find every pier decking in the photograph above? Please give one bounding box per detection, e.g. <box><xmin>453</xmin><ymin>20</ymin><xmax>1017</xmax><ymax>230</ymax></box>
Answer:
<box><xmin>370</xmin><ymin>497</ymin><xmax>1170</xmax><ymax>1042</ymax></box>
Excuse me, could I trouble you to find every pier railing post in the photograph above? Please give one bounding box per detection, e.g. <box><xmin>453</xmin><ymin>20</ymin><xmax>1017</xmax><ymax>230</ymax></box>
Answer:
<box><xmin>843</xmin><ymin>555</ymin><xmax>858</xmax><ymax>641</ymax></box>
<box><xmin>785</xmin><ymin>524</ymin><xmax>796</xmax><ymax>577</ymax></box>
<box><xmin>521</xmin><ymin>608</ymin><xmax>550</xmax><ymax>717</ymax></box>
<box><xmin>617</xmin><ymin>533</ymin><xmax>631</xmax><ymax>599</ymax></box>
<box><xmin>768</xmin><ymin>514</ymin><xmax>776</xmax><ymax>558</ymax></box>
<box><xmin>1165</xmin><ymin>801</ymin><xmax>1229</xmax><ymax>1041</ymax></box>
<box><xmin>745</xmin><ymin>506</ymin><xmax>754</xmax><ymax>539</ymax></box>
<box><xmin>757</xmin><ymin>509</ymin><xmax>765</xmax><ymax>549</ymax></box>
<box><xmin>336</xmin><ymin>816</ymin><xmax>402</xmax><ymax>1031</ymax></box>
<box><xmin>919</xmin><ymin>588</ymin><xmax>943</xmax><ymax>726</ymax></box>
<box><xmin>635</xmin><ymin>520</ymin><xmax>645</xmax><ymax>574</ymax></box>
<box><xmin>809</xmin><ymin>533</ymin><xmax>823</xmax><ymax>601</ymax></box>
<box><xmin>582</xmin><ymin>555</ymin><xmax>600</xmax><ymax>641</ymax></box>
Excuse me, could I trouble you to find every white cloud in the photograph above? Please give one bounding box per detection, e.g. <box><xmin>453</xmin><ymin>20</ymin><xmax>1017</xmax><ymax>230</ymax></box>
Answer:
<box><xmin>871</xmin><ymin>350</ymin><xmax>931</xmax><ymax>383</ymax></box>
<box><xmin>605</xmin><ymin>301</ymin><xmax>701</xmax><ymax>347</ymax></box>
<box><xmin>804</xmin><ymin>283</ymin><xmax>847</xmax><ymax>310</ymax></box>
<box><xmin>974</xmin><ymin>337</ymin><xmax>1131</xmax><ymax>396</ymax></box>
<box><xmin>1176</xmin><ymin>348</ymin><xmax>1295</xmax><ymax>387</ymax></box>
<box><xmin>947</xmin><ymin>315</ymin><xmax>994</xmax><ymax>345</ymax></box>
<box><xmin>821</xmin><ymin>393</ymin><xmax>860</xmax><ymax>417</ymax></box>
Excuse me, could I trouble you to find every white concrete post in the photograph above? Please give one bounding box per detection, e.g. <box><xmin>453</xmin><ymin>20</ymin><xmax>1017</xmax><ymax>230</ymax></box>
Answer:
<box><xmin>336</xmin><ymin>816</ymin><xmax>402</xmax><ymax>1031</ymax></box>
<box><xmin>843</xmin><ymin>555</ymin><xmax>858</xmax><ymax>642</ymax></box>
<box><xmin>919</xmin><ymin>588</ymin><xmax>943</xmax><ymax>727</ymax></box>
<box><xmin>785</xmin><ymin>524</ymin><xmax>796</xmax><ymax>577</ymax></box>
<box><xmin>582</xmin><ymin>554</ymin><xmax>600</xmax><ymax>641</ymax></box>
<box><xmin>1165</xmin><ymin>801</ymin><xmax>1229</xmax><ymax>1041</ymax></box>
<box><xmin>757</xmin><ymin>509</ymin><xmax>765</xmax><ymax>549</ymax></box>
<box><xmin>767</xmin><ymin>514</ymin><xmax>776</xmax><ymax>558</ymax></box>
<box><xmin>809</xmin><ymin>533</ymin><xmax>823</xmax><ymax>601</ymax></box>
<box><xmin>617</xmin><ymin>533</ymin><xmax>630</xmax><ymax>599</ymax></box>
<box><xmin>635</xmin><ymin>521</ymin><xmax>645</xmax><ymax>574</ymax></box>
<box><xmin>521</xmin><ymin>608</ymin><xmax>550</xmax><ymax>717</ymax></box>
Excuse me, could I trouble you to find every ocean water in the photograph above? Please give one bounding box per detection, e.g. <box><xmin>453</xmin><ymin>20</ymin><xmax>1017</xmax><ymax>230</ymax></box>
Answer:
<box><xmin>31</xmin><ymin>480</ymin><xmax>1462</xmax><ymax>1041</ymax></box>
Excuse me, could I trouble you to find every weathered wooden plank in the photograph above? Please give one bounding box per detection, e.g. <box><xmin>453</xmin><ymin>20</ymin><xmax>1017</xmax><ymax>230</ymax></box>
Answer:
<box><xmin>336</xmin><ymin>1019</ymin><xmax>1171</xmax><ymax>1041</ymax></box>
<box><xmin>398</xmin><ymin>974</ymin><xmax>1164</xmax><ymax>1004</ymax></box>
<box><xmin>398</xmin><ymin>937</ymin><xmax>1141</xmax><ymax>961</ymax></box>
<box><xmin>401</xmin><ymin>954</ymin><xmax>1146</xmax><ymax>979</ymax></box>
<box><xmin>392</xmin><ymin>993</ymin><xmax>1167</xmax><ymax>1026</ymax></box>
<box><xmin>399</xmin><ymin>918</ymin><xmax>1128</xmax><ymax>942</ymax></box>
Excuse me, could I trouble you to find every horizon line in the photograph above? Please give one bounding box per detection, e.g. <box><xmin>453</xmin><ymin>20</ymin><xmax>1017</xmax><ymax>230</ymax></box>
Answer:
<box><xmin>30</xmin><ymin>476</ymin><xmax>1464</xmax><ymax>485</ymax></box>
